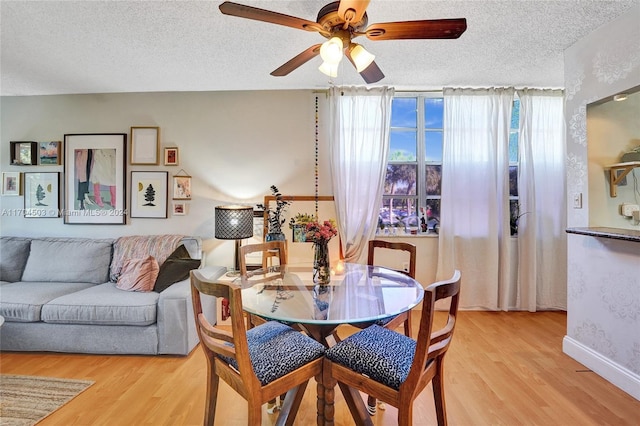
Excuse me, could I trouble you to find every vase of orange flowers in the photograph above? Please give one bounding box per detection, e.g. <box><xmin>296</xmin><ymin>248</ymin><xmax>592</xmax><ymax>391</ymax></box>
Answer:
<box><xmin>306</xmin><ymin>219</ymin><xmax>338</xmax><ymax>285</ymax></box>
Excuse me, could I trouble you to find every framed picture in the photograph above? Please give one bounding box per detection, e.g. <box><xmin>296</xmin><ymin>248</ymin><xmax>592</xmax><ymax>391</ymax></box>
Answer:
<box><xmin>63</xmin><ymin>133</ymin><xmax>127</xmax><ymax>224</ymax></box>
<box><xmin>172</xmin><ymin>175</ymin><xmax>192</xmax><ymax>200</ymax></box>
<box><xmin>164</xmin><ymin>147</ymin><xmax>179</xmax><ymax>166</ymax></box>
<box><xmin>39</xmin><ymin>141</ymin><xmax>62</xmax><ymax>165</ymax></box>
<box><xmin>10</xmin><ymin>141</ymin><xmax>38</xmax><ymax>165</ymax></box>
<box><xmin>24</xmin><ymin>172</ymin><xmax>60</xmax><ymax>218</ymax></box>
<box><xmin>2</xmin><ymin>172</ymin><xmax>22</xmax><ymax>196</ymax></box>
<box><xmin>130</xmin><ymin>126</ymin><xmax>159</xmax><ymax>165</ymax></box>
<box><xmin>172</xmin><ymin>202</ymin><xmax>186</xmax><ymax>216</ymax></box>
<box><xmin>130</xmin><ymin>171</ymin><xmax>168</xmax><ymax>218</ymax></box>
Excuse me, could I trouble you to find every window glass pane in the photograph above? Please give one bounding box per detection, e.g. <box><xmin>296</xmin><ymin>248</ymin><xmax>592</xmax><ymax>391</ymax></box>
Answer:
<box><xmin>425</xmin><ymin>131</ymin><xmax>443</xmax><ymax>162</ymax></box>
<box><xmin>510</xmin><ymin>200</ymin><xmax>520</xmax><ymax>236</ymax></box>
<box><xmin>380</xmin><ymin>198</ymin><xmax>418</xmax><ymax>226</ymax></box>
<box><xmin>389</xmin><ymin>130</ymin><xmax>417</xmax><ymax>161</ymax></box>
<box><xmin>510</xmin><ymin>99</ymin><xmax>520</xmax><ymax>129</ymax></box>
<box><xmin>384</xmin><ymin>164</ymin><xmax>417</xmax><ymax>195</ymax></box>
<box><xmin>509</xmin><ymin>132</ymin><xmax>518</xmax><ymax>163</ymax></box>
<box><xmin>424</xmin><ymin>199</ymin><xmax>441</xmax><ymax>223</ymax></box>
<box><xmin>425</xmin><ymin>165</ymin><xmax>441</xmax><ymax>196</ymax></box>
<box><xmin>509</xmin><ymin>166</ymin><xmax>518</xmax><ymax>197</ymax></box>
<box><xmin>391</xmin><ymin>98</ymin><xmax>417</xmax><ymax>128</ymax></box>
<box><xmin>424</xmin><ymin>98</ymin><xmax>443</xmax><ymax>128</ymax></box>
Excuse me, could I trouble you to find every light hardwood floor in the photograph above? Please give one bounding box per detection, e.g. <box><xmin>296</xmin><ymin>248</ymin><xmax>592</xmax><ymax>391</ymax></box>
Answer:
<box><xmin>1</xmin><ymin>311</ymin><xmax>638</xmax><ymax>425</ymax></box>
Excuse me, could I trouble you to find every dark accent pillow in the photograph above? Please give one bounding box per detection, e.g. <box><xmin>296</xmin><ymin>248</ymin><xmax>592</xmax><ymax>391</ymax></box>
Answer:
<box><xmin>153</xmin><ymin>245</ymin><xmax>201</xmax><ymax>292</ymax></box>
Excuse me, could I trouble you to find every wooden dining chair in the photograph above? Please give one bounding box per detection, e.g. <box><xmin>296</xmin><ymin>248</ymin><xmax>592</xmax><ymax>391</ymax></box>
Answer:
<box><xmin>190</xmin><ymin>269</ymin><xmax>325</xmax><ymax>426</ymax></box>
<box><xmin>239</xmin><ymin>241</ymin><xmax>288</xmax><ymax>329</ymax></box>
<box><xmin>239</xmin><ymin>240</ymin><xmax>287</xmax><ymax>278</ymax></box>
<box><xmin>367</xmin><ymin>240</ymin><xmax>417</xmax><ymax>337</ymax></box>
<box><xmin>323</xmin><ymin>270</ymin><xmax>461</xmax><ymax>426</ymax></box>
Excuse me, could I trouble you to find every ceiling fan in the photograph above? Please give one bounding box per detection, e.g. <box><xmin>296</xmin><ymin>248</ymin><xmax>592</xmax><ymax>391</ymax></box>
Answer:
<box><xmin>219</xmin><ymin>1</ymin><xmax>467</xmax><ymax>84</ymax></box>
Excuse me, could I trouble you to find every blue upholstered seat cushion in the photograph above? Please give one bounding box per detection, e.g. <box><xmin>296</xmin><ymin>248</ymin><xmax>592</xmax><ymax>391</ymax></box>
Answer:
<box><xmin>220</xmin><ymin>321</ymin><xmax>325</xmax><ymax>386</ymax></box>
<box><xmin>325</xmin><ymin>324</ymin><xmax>416</xmax><ymax>390</ymax></box>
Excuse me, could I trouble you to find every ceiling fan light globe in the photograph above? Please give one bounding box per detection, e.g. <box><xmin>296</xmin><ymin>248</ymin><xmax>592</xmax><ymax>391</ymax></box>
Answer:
<box><xmin>320</xmin><ymin>37</ymin><xmax>344</xmax><ymax>64</ymax></box>
<box><xmin>319</xmin><ymin>61</ymin><xmax>339</xmax><ymax>78</ymax></box>
<box><xmin>350</xmin><ymin>44</ymin><xmax>375</xmax><ymax>72</ymax></box>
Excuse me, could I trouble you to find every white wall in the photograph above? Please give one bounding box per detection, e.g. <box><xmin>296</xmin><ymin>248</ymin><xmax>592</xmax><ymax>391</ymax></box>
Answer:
<box><xmin>0</xmin><ymin>90</ymin><xmax>332</xmax><ymax>267</ymax></box>
<box><xmin>563</xmin><ymin>5</ymin><xmax>640</xmax><ymax>399</ymax></box>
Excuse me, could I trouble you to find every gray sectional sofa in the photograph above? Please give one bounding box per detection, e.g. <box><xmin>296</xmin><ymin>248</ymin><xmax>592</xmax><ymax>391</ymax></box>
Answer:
<box><xmin>0</xmin><ymin>235</ymin><xmax>225</xmax><ymax>356</ymax></box>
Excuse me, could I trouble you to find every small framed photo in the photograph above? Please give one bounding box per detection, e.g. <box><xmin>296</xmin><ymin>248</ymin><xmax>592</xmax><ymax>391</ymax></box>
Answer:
<box><xmin>172</xmin><ymin>202</ymin><xmax>186</xmax><ymax>216</ymax></box>
<box><xmin>130</xmin><ymin>126</ymin><xmax>160</xmax><ymax>165</ymax></box>
<box><xmin>10</xmin><ymin>141</ymin><xmax>38</xmax><ymax>165</ymax></box>
<box><xmin>2</xmin><ymin>172</ymin><xmax>22</xmax><ymax>196</ymax></box>
<box><xmin>39</xmin><ymin>141</ymin><xmax>62</xmax><ymax>165</ymax></box>
<box><xmin>172</xmin><ymin>175</ymin><xmax>192</xmax><ymax>200</ymax></box>
<box><xmin>24</xmin><ymin>172</ymin><xmax>60</xmax><ymax>218</ymax></box>
<box><xmin>130</xmin><ymin>171</ymin><xmax>168</xmax><ymax>218</ymax></box>
<box><xmin>164</xmin><ymin>147</ymin><xmax>179</xmax><ymax>166</ymax></box>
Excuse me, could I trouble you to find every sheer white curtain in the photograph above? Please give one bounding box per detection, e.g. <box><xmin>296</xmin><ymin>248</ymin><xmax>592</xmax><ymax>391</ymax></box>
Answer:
<box><xmin>329</xmin><ymin>86</ymin><xmax>394</xmax><ymax>262</ymax></box>
<box><xmin>517</xmin><ymin>89</ymin><xmax>567</xmax><ymax>311</ymax></box>
<box><xmin>437</xmin><ymin>88</ymin><xmax>514</xmax><ymax>310</ymax></box>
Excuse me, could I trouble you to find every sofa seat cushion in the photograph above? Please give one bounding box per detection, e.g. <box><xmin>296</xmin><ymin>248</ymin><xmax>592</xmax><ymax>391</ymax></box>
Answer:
<box><xmin>0</xmin><ymin>281</ymin><xmax>95</xmax><ymax>322</ymax></box>
<box><xmin>42</xmin><ymin>283</ymin><xmax>159</xmax><ymax>326</ymax></box>
<box><xmin>21</xmin><ymin>237</ymin><xmax>114</xmax><ymax>284</ymax></box>
<box><xmin>0</xmin><ymin>237</ymin><xmax>31</xmax><ymax>282</ymax></box>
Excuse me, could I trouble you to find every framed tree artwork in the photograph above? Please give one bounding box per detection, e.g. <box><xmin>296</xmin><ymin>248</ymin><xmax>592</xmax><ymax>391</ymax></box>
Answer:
<box><xmin>63</xmin><ymin>133</ymin><xmax>127</xmax><ymax>224</ymax></box>
<box><xmin>130</xmin><ymin>171</ymin><xmax>168</xmax><ymax>218</ymax></box>
<box><xmin>24</xmin><ymin>172</ymin><xmax>60</xmax><ymax>218</ymax></box>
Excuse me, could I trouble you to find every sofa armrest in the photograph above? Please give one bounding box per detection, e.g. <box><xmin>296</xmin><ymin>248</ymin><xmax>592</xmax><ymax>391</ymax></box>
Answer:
<box><xmin>156</xmin><ymin>265</ymin><xmax>226</xmax><ymax>355</ymax></box>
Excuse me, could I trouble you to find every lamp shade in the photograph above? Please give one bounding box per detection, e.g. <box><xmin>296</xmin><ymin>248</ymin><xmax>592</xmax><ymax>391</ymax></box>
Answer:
<box><xmin>320</xmin><ymin>37</ymin><xmax>344</xmax><ymax>64</ymax></box>
<box><xmin>215</xmin><ymin>206</ymin><xmax>254</xmax><ymax>240</ymax></box>
<box><xmin>350</xmin><ymin>44</ymin><xmax>375</xmax><ymax>72</ymax></box>
<box><xmin>319</xmin><ymin>61</ymin><xmax>339</xmax><ymax>77</ymax></box>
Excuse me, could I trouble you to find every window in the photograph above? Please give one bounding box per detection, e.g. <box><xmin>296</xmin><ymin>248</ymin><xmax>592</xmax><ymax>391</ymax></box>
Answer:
<box><xmin>382</xmin><ymin>94</ymin><xmax>443</xmax><ymax>230</ymax></box>
<box><xmin>381</xmin><ymin>94</ymin><xmax>521</xmax><ymax>235</ymax></box>
<box><xmin>509</xmin><ymin>99</ymin><xmax>520</xmax><ymax>235</ymax></box>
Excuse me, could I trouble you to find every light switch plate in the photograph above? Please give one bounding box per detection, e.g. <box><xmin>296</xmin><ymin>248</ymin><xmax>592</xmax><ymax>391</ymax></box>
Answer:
<box><xmin>573</xmin><ymin>193</ymin><xmax>582</xmax><ymax>209</ymax></box>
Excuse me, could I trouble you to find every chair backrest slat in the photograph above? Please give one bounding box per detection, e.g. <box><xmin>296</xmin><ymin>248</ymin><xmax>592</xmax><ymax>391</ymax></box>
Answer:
<box><xmin>367</xmin><ymin>240</ymin><xmax>417</xmax><ymax>278</ymax></box>
<box><xmin>239</xmin><ymin>241</ymin><xmax>288</xmax><ymax>275</ymax></box>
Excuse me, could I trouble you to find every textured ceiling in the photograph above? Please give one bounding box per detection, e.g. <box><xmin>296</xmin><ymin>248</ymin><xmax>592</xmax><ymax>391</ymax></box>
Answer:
<box><xmin>1</xmin><ymin>0</ymin><xmax>638</xmax><ymax>96</ymax></box>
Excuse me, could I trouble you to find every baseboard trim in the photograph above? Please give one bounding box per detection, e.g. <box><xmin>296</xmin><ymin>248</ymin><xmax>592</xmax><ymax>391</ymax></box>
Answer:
<box><xmin>563</xmin><ymin>335</ymin><xmax>640</xmax><ymax>400</ymax></box>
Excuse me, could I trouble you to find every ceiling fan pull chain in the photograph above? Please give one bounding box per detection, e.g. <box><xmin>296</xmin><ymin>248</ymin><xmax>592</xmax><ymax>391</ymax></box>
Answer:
<box><xmin>315</xmin><ymin>95</ymin><xmax>319</xmax><ymax>219</ymax></box>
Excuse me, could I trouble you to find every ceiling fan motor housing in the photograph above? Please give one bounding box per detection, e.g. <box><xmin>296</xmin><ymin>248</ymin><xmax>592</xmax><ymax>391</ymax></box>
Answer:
<box><xmin>317</xmin><ymin>1</ymin><xmax>368</xmax><ymax>33</ymax></box>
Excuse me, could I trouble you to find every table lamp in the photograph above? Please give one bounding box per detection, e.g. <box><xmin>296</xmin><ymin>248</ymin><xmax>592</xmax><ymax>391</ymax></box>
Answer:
<box><xmin>215</xmin><ymin>205</ymin><xmax>254</xmax><ymax>276</ymax></box>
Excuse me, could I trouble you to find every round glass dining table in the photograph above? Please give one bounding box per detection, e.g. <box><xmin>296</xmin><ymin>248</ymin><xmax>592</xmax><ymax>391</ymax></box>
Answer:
<box><xmin>237</xmin><ymin>262</ymin><xmax>424</xmax><ymax>345</ymax></box>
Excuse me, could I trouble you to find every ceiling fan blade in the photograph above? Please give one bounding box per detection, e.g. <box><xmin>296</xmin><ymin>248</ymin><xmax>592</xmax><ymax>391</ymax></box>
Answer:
<box><xmin>338</xmin><ymin>0</ymin><xmax>370</xmax><ymax>24</ymax></box>
<box><xmin>219</xmin><ymin>1</ymin><xmax>327</xmax><ymax>34</ymax></box>
<box><xmin>365</xmin><ymin>18</ymin><xmax>467</xmax><ymax>40</ymax></box>
<box><xmin>271</xmin><ymin>44</ymin><xmax>322</xmax><ymax>77</ymax></box>
<box><xmin>345</xmin><ymin>48</ymin><xmax>384</xmax><ymax>83</ymax></box>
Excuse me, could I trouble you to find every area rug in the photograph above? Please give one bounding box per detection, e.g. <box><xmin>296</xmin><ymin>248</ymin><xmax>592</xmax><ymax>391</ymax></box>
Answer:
<box><xmin>0</xmin><ymin>375</ymin><xmax>94</xmax><ymax>426</ymax></box>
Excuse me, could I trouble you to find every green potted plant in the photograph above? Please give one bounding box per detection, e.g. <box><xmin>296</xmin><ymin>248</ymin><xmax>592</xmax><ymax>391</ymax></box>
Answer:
<box><xmin>257</xmin><ymin>185</ymin><xmax>291</xmax><ymax>241</ymax></box>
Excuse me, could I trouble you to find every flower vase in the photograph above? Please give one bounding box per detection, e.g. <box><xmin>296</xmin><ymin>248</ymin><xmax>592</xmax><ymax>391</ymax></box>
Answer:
<box><xmin>265</xmin><ymin>232</ymin><xmax>286</xmax><ymax>242</ymax></box>
<box><xmin>313</xmin><ymin>241</ymin><xmax>331</xmax><ymax>285</ymax></box>
<box><xmin>313</xmin><ymin>284</ymin><xmax>330</xmax><ymax>320</ymax></box>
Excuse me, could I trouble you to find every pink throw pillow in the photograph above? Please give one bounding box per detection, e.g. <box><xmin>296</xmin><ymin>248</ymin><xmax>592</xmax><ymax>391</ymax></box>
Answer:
<box><xmin>116</xmin><ymin>256</ymin><xmax>159</xmax><ymax>292</ymax></box>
